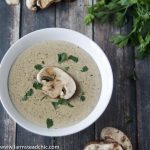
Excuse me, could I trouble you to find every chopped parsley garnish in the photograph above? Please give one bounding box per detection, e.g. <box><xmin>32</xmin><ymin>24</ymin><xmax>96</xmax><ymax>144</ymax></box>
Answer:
<box><xmin>80</xmin><ymin>92</ymin><xmax>86</xmax><ymax>101</ymax></box>
<box><xmin>58</xmin><ymin>53</ymin><xmax>68</xmax><ymax>63</ymax></box>
<box><xmin>46</xmin><ymin>118</ymin><xmax>53</xmax><ymax>128</ymax></box>
<box><xmin>68</xmin><ymin>55</ymin><xmax>78</xmax><ymax>63</ymax></box>
<box><xmin>64</xmin><ymin>67</ymin><xmax>70</xmax><ymax>71</ymax></box>
<box><xmin>52</xmin><ymin>98</ymin><xmax>74</xmax><ymax>109</ymax></box>
<box><xmin>80</xmin><ymin>95</ymin><xmax>86</xmax><ymax>101</ymax></box>
<box><xmin>34</xmin><ymin>64</ymin><xmax>43</xmax><ymax>70</ymax></box>
<box><xmin>80</xmin><ymin>66</ymin><xmax>88</xmax><ymax>72</ymax></box>
<box><xmin>22</xmin><ymin>89</ymin><xmax>34</xmax><ymax>101</ymax></box>
<box><xmin>33</xmin><ymin>81</ymin><xmax>43</xmax><ymax>90</ymax></box>
<box><xmin>57</xmin><ymin>53</ymin><xmax>79</xmax><ymax>63</ymax></box>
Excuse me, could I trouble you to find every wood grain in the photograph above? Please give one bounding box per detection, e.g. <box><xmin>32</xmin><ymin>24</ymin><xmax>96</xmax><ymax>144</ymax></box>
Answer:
<box><xmin>93</xmin><ymin>6</ymin><xmax>138</xmax><ymax>149</ymax></box>
<box><xmin>15</xmin><ymin>0</ymin><xmax>56</xmax><ymax>147</ymax></box>
<box><xmin>136</xmin><ymin>57</ymin><xmax>150</xmax><ymax>150</ymax></box>
<box><xmin>55</xmin><ymin>0</ymin><xmax>95</xmax><ymax>150</ymax></box>
<box><xmin>0</xmin><ymin>1</ymin><xmax>20</xmax><ymax>149</ymax></box>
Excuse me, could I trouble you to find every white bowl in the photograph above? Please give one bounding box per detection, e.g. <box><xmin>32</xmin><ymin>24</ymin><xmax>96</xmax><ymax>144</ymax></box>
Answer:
<box><xmin>0</xmin><ymin>28</ymin><xmax>113</xmax><ymax>136</ymax></box>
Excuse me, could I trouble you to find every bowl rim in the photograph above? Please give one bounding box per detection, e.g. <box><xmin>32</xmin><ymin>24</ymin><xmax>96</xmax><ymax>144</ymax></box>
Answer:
<box><xmin>0</xmin><ymin>28</ymin><xmax>113</xmax><ymax>136</ymax></box>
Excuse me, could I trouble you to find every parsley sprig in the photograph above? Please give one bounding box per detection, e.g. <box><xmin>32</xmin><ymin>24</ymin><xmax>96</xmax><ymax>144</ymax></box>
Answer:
<box><xmin>85</xmin><ymin>0</ymin><xmax>150</xmax><ymax>59</ymax></box>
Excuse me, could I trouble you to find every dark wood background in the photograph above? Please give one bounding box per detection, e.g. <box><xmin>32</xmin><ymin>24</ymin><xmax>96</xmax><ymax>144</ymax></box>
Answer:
<box><xmin>0</xmin><ymin>0</ymin><xmax>150</xmax><ymax>150</ymax></box>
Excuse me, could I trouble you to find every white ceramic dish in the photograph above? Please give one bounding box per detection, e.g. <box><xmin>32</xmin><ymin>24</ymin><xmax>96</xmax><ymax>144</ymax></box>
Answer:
<box><xmin>0</xmin><ymin>28</ymin><xmax>113</xmax><ymax>136</ymax></box>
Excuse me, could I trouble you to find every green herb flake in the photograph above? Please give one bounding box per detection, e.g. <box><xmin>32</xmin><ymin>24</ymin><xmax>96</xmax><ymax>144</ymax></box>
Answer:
<box><xmin>68</xmin><ymin>55</ymin><xmax>78</xmax><ymax>63</ymax></box>
<box><xmin>33</xmin><ymin>81</ymin><xmax>43</xmax><ymax>90</ymax></box>
<box><xmin>64</xmin><ymin>67</ymin><xmax>70</xmax><ymax>71</ymax></box>
<box><xmin>22</xmin><ymin>89</ymin><xmax>33</xmax><ymax>101</ymax></box>
<box><xmin>46</xmin><ymin>118</ymin><xmax>53</xmax><ymax>128</ymax></box>
<box><xmin>80</xmin><ymin>66</ymin><xmax>88</xmax><ymax>72</ymax></box>
<box><xmin>80</xmin><ymin>95</ymin><xmax>86</xmax><ymax>101</ymax></box>
<box><xmin>58</xmin><ymin>53</ymin><xmax>68</xmax><ymax>63</ymax></box>
<box><xmin>51</xmin><ymin>98</ymin><xmax>74</xmax><ymax>109</ymax></box>
<box><xmin>34</xmin><ymin>64</ymin><xmax>43</xmax><ymax>70</ymax></box>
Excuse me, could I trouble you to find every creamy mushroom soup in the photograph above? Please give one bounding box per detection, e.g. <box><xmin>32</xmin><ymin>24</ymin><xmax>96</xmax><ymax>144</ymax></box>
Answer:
<box><xmin>8</xmin><ymin>41</ymin><xmax>101</xmax><ymax>128</ymax></box>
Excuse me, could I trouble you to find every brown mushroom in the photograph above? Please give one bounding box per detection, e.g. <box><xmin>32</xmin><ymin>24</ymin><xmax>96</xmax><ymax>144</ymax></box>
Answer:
<box><xmin>37</xmin><ymin>0</ymin><xmax>61</xmax><ymax>9</ymax></box>
<box><xmin>37</xmin><ymin>66</ymin><xmax>76</xmax><ymax>99</ymax></box>
<box><xmin>100</xmin><ymin>127</ymin><xmax>132</xmax><ymax>150</ymax></box>
<box><xmin>26</xmin><ymin>0</ymin><xmax>37</xmax><ymax>11</ymax></box>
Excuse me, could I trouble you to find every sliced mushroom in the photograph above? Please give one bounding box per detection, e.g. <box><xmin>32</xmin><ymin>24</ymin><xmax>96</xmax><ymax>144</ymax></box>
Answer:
<box><xmin>5</xmin><ymin>0</ymin><xmax>20</xmax><ymax>5</ymax></box>
<box><xmin>26</xmin><ymin>0</ymin><xmax>37</xmax><ymax>11</ymax></box>
<box><xmin>37</xmin><ymin>0</ymin><xmax>61</xmax><ymax>9</ymax></box>
<box><xmin>37</xmin><ymin>66</ymin><xmax>76</xmax><ymax>99</ymax></box>
<box><xmin>84</xmin><ymin>141</ymin><xmax>123</xmax><ymax>150</ymax></box>
<box><xmin>100</xmin><ymin>127</ymin><xmax>132</xmax><ymax>150</ymax></box>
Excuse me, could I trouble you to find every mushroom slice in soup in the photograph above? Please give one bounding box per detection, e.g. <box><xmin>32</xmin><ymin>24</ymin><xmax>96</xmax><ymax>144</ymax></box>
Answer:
<box><xmin>37</xmin><ymin>67</ymin><xmax>76</xmax><ymax>99</ymax></box>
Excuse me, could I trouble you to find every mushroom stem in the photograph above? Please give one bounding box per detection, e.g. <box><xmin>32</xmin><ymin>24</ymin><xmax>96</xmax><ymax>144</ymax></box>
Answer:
<box><xmin>5</xmin><ymin>0</ymin><xmax>20</xmax><ymax>5</ymax></box>
<box><xmin>26</xmin><ymin>0</ymin><xmax>37</xmax><ymax>11</ymax></box>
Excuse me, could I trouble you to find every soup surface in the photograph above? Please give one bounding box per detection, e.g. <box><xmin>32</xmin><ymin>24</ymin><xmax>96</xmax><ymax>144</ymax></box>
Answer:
<box><xmin>8</xmin><ymin>41</ymin><xmax>101</xmax><ymax>128</ymax></box>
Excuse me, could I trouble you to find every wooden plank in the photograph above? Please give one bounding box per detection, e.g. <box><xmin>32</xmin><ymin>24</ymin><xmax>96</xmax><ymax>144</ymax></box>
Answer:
<box><xmin>0</xmin><ymin>1</ymin><xmax>20</xmax><ymax>148</ymax></box>
<box><xmin>93</xmin><ymin>7</ymin><xmax>138</xmax><ymax>150</ymax></box>
<box><xmin>16</xmin><ymin>1</ymin><xmax>56</xmax><ymax>147</ymax></box>
<box><xmin>135</xmin><ymin>57</ymin><xmax>150</xmax><ymax>150</ymax></box>
<box><xmin>55</xmin><ymin>0</ymin><xmax>95</xmax><ymax>150</ymax></box>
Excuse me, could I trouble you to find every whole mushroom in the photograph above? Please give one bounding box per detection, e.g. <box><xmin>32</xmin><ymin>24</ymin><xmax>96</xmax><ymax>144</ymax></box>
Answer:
<box><xmin>37</xmin><ymin>66</ymin><xmax>76</xmax><ymax>99</ymax></box>
<box><xmin>37</xmin><ymin>0</ymin><xmax>61</xmax><ymax>9</ymax></box>
<box><xmin>84</xmin><ymin>127</ymin><xmax>132</xmax><ymax>150</ymax></box>
<box><xmin>100</xmin><ymin>127</ymin><xmax>132</xmax><ymax>150</ymax></box>
<box><xmin>5</xmin><ymin>0</ymin><xmax>62</xmax><ymax>11</ymax></box>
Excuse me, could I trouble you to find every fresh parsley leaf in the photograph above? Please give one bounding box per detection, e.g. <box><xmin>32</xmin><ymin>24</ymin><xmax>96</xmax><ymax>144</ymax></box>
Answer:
<box><xmin>46</xmin><ymin>118</ymin><xmax>53</xmax><ymax>128</ymax></box>
<box><xmin>114</xmin><ymin>12</ymin><xmax>125</xmax><ymax>27</ymax></box>
<box><xmin>84</xmin><ymin>14</ymin><xmax>94</xmax><ymax>25</ymax></box>
<box><xmin>52</xmin><ymin>102</ymin><xmax>59</xmax><ymax>109</ymax></box>
<box><xmin>80</xmin><ymin>66</ymin><xmax>88</xmax><ymax>72</ymax></box>
<box><xmin>64</xmin><ymin>67</ymin><xmax>70</xmax><ymax>71</ymax></box>
<box><xmin>80</xmin><ymin>95</ymin><xmax>86</xmax><ymax>101</ymax></box>
<box><xmin>22</xmin><ymin>89</ymin><xmax>33</xmax><ymax>101</ymax></box>
<box><xmin>34</xmin><ymin>64</ymin><xmax>43</xmax><ymax>70</ymax></box>
<box><xmin>68</xmin><ymin>55</ymin><xmax>78</xmax><ymax>63</ymax></box>
<box><xmin>58</xmin><ymin>53</ymin><xmax>68</xmax><ymax>63</ymax></box>
<box><xmin>110</xmin><ymin>35</ymin><xmax>129</xmax><ymax>48</ymax></box>
<box><xmin>33</xmin><ymin>81</ymin><xmax>43</xmax><ymax>90</ymax></box>
<box><xmin>51</xmin><ymin>99</ymin><xmax>74</xmax><ymax>109</ymax></box>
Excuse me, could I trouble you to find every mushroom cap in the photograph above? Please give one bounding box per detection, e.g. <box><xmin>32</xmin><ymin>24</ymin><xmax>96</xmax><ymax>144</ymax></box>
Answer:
<box><xmin>100</xmin><ymin>127</ymin><xmax>132</xmax><ymax>150</ymax></box>
<box><xmin>84</xmin><ymin>141</ymin><xmax>123</xmax><ymax>150</ymax></box>
<box><xmin>37</xmin><ymin>0</ymin><xmax>61</xmax><ymax>9</ymax></box>
<box><xmin>37</xmin><ymin>66</ymin><xmax>76</xmax><ymax>99</ymax></box>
